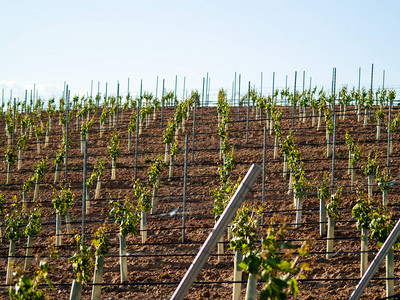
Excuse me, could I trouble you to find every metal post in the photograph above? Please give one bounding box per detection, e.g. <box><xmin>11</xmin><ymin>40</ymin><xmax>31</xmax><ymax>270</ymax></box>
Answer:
<box><xmin>12</xmin><ymin>98</ymin><xmax>16</xmax><ymax>148</ymax></box>
<box><xmin>382</xmin><ymin>70</ymin><xmax>385</xmax><ymax>90</ymax></box>
<box><xmin>370</xmin><ymin>63</ymin><xmax>374</xmax><ymax>100</ymax></box>
<box><xmin>332</xmin><ymin>67</ymin><xmax>337</xmax><ymax>112</ymax></box>
<box><xmin>64</xmin><ymin>87</ymin><xmax>70</xmax><ymax>188</ymax></box>
<box><xmin>33</xmin><ymin>84</ymin><xmax>36</xmax><ymax>107</ymax></box>
<box><xmin>382</xmin><ymin>70</ymin><xmax>386</xmax><ymax>105</ymax></box>
<box><xmin>24</xmin><ymin>90</ymin><xmax>27</xmax><ymax>114</ymax></box>
<box><xmin>302</xmin><ymin>70</ymin><xmax>305</xmax><ymax>93</ymax></box>
<box><xmin>134</xmin><ymin>81</ymin><xmax>142</xmax><ymax>180</ymax></box>
<box><xmin>387</xmin><ymin>98</ymin><xmax>392</xmax><ymax>174</ymax></box>
<box><xmin>161</xmin><ymin>79</ymin><xmax>165</xmax><ymax>130</ymax></box>
<box><xmin>309</xmin><ymin>77</ymin><xmax>312</xmax><ymax>101</ymax></box>
<box><xmin>349</xmin><ymin>217</ymin><xmax>400</xmax><ymax>300</ymax></box>
<box><xmin>331</xmin><ymin>115</ymin><xmax>337</xmax><ymax>192</ymax></box>
<box><xmin>171</xmin><ymin>164</ymin><xmax>261</xmax><ymax>300</ymax></box>
<box><xmin>284</xmin><ymin>75</ymin><xmax>288</xmax><ymax>106</ymax></box>
<box><xmin>205</xmin><ymin>73</ymin><xmax>209</xmax><ymax>107</ymax></box>
<box><xmin>105</xmin><ymin>82</ymin><xmax>108</xmax><ymax>106</ymax></box>
<box><xmin>29</xmin><ymin>90</ymin><xmax>32</xmax><ymax>113</ymax></box>
<box><xmin>97</xmin><ymin>81</ymin><xmax>100</xmax><ymax>107</ymax></box>
<box><xmin>182</xmin><ymin>134</ymin><xmax>188</xmax><ymax>243</ymax></box>
<box><xmin>246</xmin><ymin>81</ymin><xmax>250</xmax><ymax>144</ymax></box>
<box><xmin>358</xmin><ymin>67</ymin><xmax>361</xmax><ymax>92</ymax></box>
<box><xmin>237</xmin><ymin>74</ymin><xmax>241</xmax><ymax>120</ymax></box>
<box><xmin>90</xmin><ymin>80</ymin><xmax>93</xmax><ymax>100</ymax></box>
<box><xmin>272</xmin><ymin>72</ymin><xmax>275</xmax><ymax>100</ymax></box>
<box><xmin>191</xmin><ymin>94</ymin><xmax>197</xmax><ymax>163</ymax></box>
<box><xmin>261</xmin><ymin>126</ymin><xmax>266</xmax><ymax>225</ymax></box>
<box><xmin>82</xmin><ymin>139</ymin><xmax>87</xmax><ymax>245</ymax></box>
<box><xmin>260</xmin><ymin>71</ymin><xmax>263</xmax><ymax>96</ymax></box>
<box><xmin>200</xmin><ymin>77</ymin><xmax>205</xmax><ymax>124</ymax></box>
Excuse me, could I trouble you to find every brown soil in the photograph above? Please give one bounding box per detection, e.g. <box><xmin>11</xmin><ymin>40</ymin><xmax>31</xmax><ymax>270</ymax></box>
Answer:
<box><xmin>0</xmin><ymin>104</ymin><xmax>400</xmax><ymax>299</ymax></box>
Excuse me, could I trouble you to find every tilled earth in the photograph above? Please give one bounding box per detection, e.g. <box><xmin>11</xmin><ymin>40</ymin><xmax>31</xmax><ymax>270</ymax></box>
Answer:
<box><xmin>0</xmin><ymin>104</ymin><xmax>399</xmax><ymax>299</ymax></box>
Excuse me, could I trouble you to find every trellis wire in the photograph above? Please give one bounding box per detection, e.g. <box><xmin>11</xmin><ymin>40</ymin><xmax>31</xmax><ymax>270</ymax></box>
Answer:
<box><xmin>0</xmin><ymin>85</ymin><xmax>400</xmax><ymax>298</ymax></box>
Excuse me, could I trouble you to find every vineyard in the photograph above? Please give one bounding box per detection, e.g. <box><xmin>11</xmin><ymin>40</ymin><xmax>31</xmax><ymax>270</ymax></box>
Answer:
<box><xmin>1</xmin><ymin>83</ymin><xmax>400</xmax><ymax>300</ymax></box>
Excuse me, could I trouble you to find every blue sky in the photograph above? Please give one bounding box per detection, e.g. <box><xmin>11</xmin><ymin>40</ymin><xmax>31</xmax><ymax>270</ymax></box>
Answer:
<box><xmin>1</xmin><ymin>0</ymin><xmax>400</xmax><ymax>101</ymax></box>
